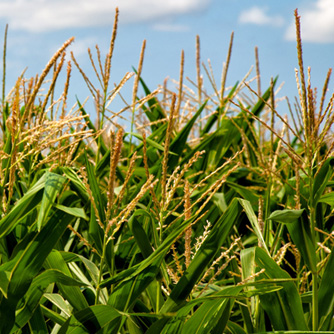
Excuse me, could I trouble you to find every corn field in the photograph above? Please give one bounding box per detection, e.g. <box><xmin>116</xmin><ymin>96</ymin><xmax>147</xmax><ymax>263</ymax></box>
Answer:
<box><xmin>1</xmin><ymin>8</ymin><xmax>334</xmax><ymax>333</ymax></box>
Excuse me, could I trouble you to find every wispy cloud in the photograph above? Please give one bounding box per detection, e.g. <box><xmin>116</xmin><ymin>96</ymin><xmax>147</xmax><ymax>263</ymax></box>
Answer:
<box><xmin>66</xmin><ymin>36</ymin><xmax>99</xmax><ymax>60</ymax></box>
<box><xmin>238</xmin><ymin>7</ymin><xmax>284</xmax><ymax>27</ymax></box>
<box><xmin>153</xmin><ymin>23</ymin><xmax>190</xmax><ymax>32</ymax></box>
<box><xmin>0</xmin><ymin>0</ymin><xmax>211</xmax><ymax>32</ymax></box>
<box><xmin>285</xmin><ymin>0</ymin><xmax>334</xmax><ymax>43</ymax></box>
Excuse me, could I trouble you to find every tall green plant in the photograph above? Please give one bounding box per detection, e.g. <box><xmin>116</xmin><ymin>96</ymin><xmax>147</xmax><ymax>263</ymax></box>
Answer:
<box><xmin>1</xmin><ymin>7</ymin><xmax>334</xmax><ymax>334</ymax></box>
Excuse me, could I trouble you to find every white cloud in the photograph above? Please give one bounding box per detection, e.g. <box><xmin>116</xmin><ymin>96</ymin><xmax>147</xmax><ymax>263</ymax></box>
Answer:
<box><xmin>0</xmin><ymin>0</ymin><xmax>210</xmax><ymax>32</ymax></box>
<box><xmin>67</xmin><ymin>37</ymin><xmax>98</xmax><ymax>58</ymax></box>
<box><xmin>239</xmin><ymin>7</ymin><xmax>284</xmax><ymax>27</ymax></box>
<box><xmin>153</xmin><ymin>23</ymin><xmax>190</xmax><ymax>32</ymax></box>
<box><xmin>285</xmin><ymin>0</ymin><xmax>334</xmax><ymax>43</ymax></box>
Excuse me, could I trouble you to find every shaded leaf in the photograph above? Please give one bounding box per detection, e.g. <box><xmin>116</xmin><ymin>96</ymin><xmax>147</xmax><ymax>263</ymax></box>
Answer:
<box><xmin>58</xmin><ymin>305</ymin><xmax>122</xmax><ymax>334</ymax></box>
<box><xmin>0</xmin><ymin>209</ymin><xmax>77</xmax><ymax>334</ymax></box>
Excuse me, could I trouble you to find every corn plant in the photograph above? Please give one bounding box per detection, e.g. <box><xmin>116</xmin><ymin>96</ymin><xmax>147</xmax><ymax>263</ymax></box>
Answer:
<box><xmin>0</xmin><ymin>7</ymin><xmax>334</xmax><ymax>334</ymax></box>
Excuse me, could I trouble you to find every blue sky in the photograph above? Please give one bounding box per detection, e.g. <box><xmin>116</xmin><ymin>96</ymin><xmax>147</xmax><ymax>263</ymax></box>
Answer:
<box><xmin>0</xmin><ymin>0</ymin><xmax>333</xmax><ymax>123</ymax></box>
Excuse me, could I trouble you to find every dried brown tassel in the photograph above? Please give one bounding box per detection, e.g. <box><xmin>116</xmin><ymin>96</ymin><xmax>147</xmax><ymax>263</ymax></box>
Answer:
<box><xmin>220</xmin><ymin>31</ymin><xmax>234</xmax><ymax>107</ymax></box>
<box><xmin>176</xmin><ymin>50</ymin><xmax>184</xmax><ymax>126</ymax></box>
<box><xmin>196</xmin><ymin>35</ymin><xmax>202</xmax><ymax>105</ymax></box>
<box><xmin>142</xmin><ymin>132</ymin><xmax>160</xmax><ymax>214</ymax></box>
<box><xmin>161</xmin><ymin>94</ymin><xmax>176</xmax><ymax>206</ymax></box>
<box><xmin>61</xmin><ymin>60</ymin><xmax>72</xmax><ymax>118</ymax></box>
<box><xmin>294</xmin><ymin>9</ymin><xmax>308</xmax><ymax>121</ymax></box>
<box><xmin>107</xmin><ymin>128</ymin><xmax>123</xmax><ymax>219</ymax></box>
<box><xmin>26</xmin><ymin>37</ymin><xmax>74</xmax><ymax>114</ymax></box>
<box><xmin>104</xmin><ymin>7</ymin><xmax>119</xmax><ymax>88</ymax></box>
<box><xmin>40</xmin><ymin>52</ymin><xmax>66</xmax><ymax>120</ymax></box>
<box><xmin>255</xmin><ymin>46</ymin><xmax>261</xmax><ymax>97</ymax></box>
<box><xmin>132</xmin><ymin>40</ymin><xmax>146</xmax><ymax>106</ymax></box>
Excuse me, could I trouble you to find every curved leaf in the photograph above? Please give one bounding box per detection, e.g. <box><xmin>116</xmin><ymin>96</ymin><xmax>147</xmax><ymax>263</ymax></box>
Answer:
<box><xmin>0</xmin><ymin>209</ymin><xmax>77</xmax><ymax>334</ymax></box>
<box><xmin>267</xmin><ymin>209</ymin><xmax>305</xmax><ymax>224</ymax></box>
<box><xmin>0</xmin><ymin>173</ymin><xmax>46</xmax><ymax>238</ymax></box>
<box><xmin>241</xmin><ymin>247</ymin><xmax>308</xmax><ymax>331</ymax></box>
<box><xmin>158</xmin><ymin>198</ymin><xmax>244</xmax><ymax>315</ymax></box>
<box><xmin>58</xmin><ymin>305</ymin><xmax>122</xmax><ymax>334</ymax></box>
<box><xmin>37</xmin><ymin>171</ymin><xmax>66</xmax><ymax>230</ymax></box>
<box><xmin>13</xmin><ymin>269</ymin><xmax>85</xmax><ymax>331</ymax></box>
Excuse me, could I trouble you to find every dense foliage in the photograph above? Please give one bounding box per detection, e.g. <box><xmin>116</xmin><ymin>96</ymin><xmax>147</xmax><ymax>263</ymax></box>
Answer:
<box><xmin>1</xmin><ymin>8</ymin><xmax>334</xmax><ymax>334</ymax></box>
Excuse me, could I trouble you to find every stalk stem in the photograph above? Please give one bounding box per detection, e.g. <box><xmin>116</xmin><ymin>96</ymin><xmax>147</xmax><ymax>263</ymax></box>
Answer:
<box><xmin>312</xmin><ymin>271</ymin><xmax>318</xmax><ymax>331</ymax></box>
<box><xmin>96</xmin><ymin>232</ymin><xmax>108</xmax><ymax>304</ymax></box>
<box><xmin>310</xmin><ymin>206</ymin><xmax>318</xmax><ymax>331</ymax></box>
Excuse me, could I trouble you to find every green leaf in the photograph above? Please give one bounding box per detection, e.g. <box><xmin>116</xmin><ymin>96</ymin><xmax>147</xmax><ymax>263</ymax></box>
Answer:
<box><xmin>58</xmin><ymin>305</ymin><xmax>122</xmax><ymax>334</ymax></box>
<box><xmin>54</xmin><ymin>203</ymin><xmax>88</xmax><ymax>220</ymax></box>
<box><xmin>0</xmin><ymin>173</ymin><xmax>46</xmax><ymax>238</ymax></box>
<box><xmin>40</xmin><ymin>304</ymin><xmax>67</xmax><ymax>326</ymax></box>
<box><xmin>168</xmin><ymin>100</ymin><xmax>208</xmax><ymax>169</ymax></box>
<box><xmin>88</xmin><ymin>206</ymin><xmax>104</xmax><ymax>255</ymax></box>
<box><xmin>159</xmin><ymin>285</ymin><xmax>245</xmax><ymax>334</ymax></box>
<box><xmin>226</xmin><ymin>321</ymin><xmax>247</xmax><ymax>334</ymax></box>
<box><xmin>239</xmin><ymin>198</ymin><xmax>269</xmax><ymax>253</ymax></box>
<box><xmin>28</xmin><ymin>305</ymin><xmax>48</xmax><ymax>333</ymax></box>
<box><xmin>227</xmin><ymin>181</ymin><xmax>259</xmax><ymax>207</ymax></box>
<box><xmin>44</xmin><ymin>293</ymin><xmax>72</xmax><ymax>317</ymax></box>
<box><xmin>107</xmin><ymin>254</ymin><xmax>163</xmax><ymax>313</ymax></box>
<box><xmin>76</xmin><ymin>98</ymin><xmax>108</xmax><ymax>155</ymax></box>
<box><xmin>61</xmin><ymin>252</ymin><xmax>100</xmax><ymax>286</ymax></box>
<box><xmin>44</xmin><ymin>250</ymin><xmax>89</xmax><ymax>312</ymax></box>
<box><xmin>37</xmin><ymin>171</ymin><xmax>67</xmax><ymax>231</ymax></box>
<box><xmin>312</xmin><ymin>157</ymin><xmax>334</xmax><ymax>206</ymax></box>
<box><xmin>285</xmin><ymin>210</ymin><xmax>316</xmax><ymax>273</ymax></box>
<box><xmin>127</xmin><ymin>132</ymin><xmax>175</xmax><ymax>154</ymax></box>
<box><xmin>181</xmin><ymin>289</ymin><xmax>236</xmax><ymax>334</ymax></box>
<box><xmin>137</xmin><ymin>75</ymin><xmax>165</xmax><ymax>131</ymax></box>
<box><xmin>200</xmin><ymin>82</ymin><xmax>239</xmax><ymax>136</ymax></box>
<box><xmin>267</xmin><ymin>209</ymin><xmax>305</xmax><ymax>223</ymax></box>
<box><xmin>129</xmin><ymin>122</ymin><xmax>168</xmax><ymax>160</ymax></box>
<box><xmin>255</xmin><ymin>332</ymin><xmax>331</xmax><ymax>334</ymax></box>
<box><xmin>127</xmin><ymin>210</ymin><xmax>166</xmax><ymax>313</ymax></box>
<box><xmin>240</xmin><ymin>284</ymin><xmax>283</xmax><ymax>297</ymax></box>
<box><xmin>241</xmin><ymin>247</ymin><xmax>308</xmax><ymax>331</ymax></box>
<box><xmin>100</xmin><ymin>212</ymin><xmax>196</xmax><ymax>289</ymax></box>
<box><xmin>159</xmin><ymin>198</ymin><xmax>244</xmax><ymax>314</ymax></box>
<box><xmin>0</xmin><ymin>271</ymin><xmax>10</xmax><ymax>298</ymax></box>
<box><xmin>13</xmin><ymin>269</ymin><xmax>84</xmax><ymax>331</ymax></box>
<box><xmin>62</xmin><ymin>167</ymin><xmax>89</xmax><ymax>202</ymax></box>
<box><xmin>318</xmin><ymin>248</ymin><xmax>334</xmax><ymax>330</ymax></box>
<box><xmin>319</xmin><ymin>192</ymin><xmax>334</xmax><ymax>207</ymax></box>
<box><xmin>128</xmin><ymin>210</ymin><xmax>154</xmax><ymax>258</ymax></box>
<box><xmin>0</xmin><ymin>209</ymin><xmax>77</xmax><ymax>334</ymax></box>
<box><xmin>85</xmin><ymin>153</ymin><xmax>106</xmax><ymax>224</ymax></box>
